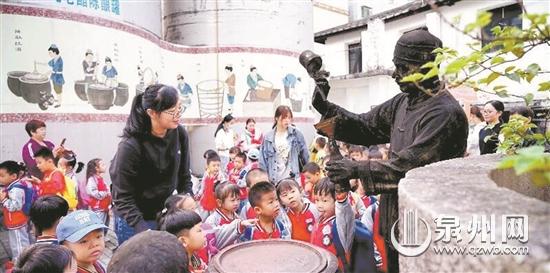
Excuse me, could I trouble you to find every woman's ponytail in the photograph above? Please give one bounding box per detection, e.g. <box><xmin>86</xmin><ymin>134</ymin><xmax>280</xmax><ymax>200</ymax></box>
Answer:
<box><xmin>123</xmin><ymin>92</ymin><xmax>148</xmax><ymax>138</ymax></box>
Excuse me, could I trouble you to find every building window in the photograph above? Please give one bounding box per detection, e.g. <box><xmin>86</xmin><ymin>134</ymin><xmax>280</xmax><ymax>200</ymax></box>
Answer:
<box><xmin>361</xmin><ymin>6</ymin><xmax>372</xmax><ymax>19</ymax></box>
<box><xmin>481</xmin><ymin>3</ymin><xmax>522</xmax><ymax>48</ymax></box>
<box><xmin>348</xmin><ymin>43</ymin><xmax>362</xmax><ymax>74</ymax></box>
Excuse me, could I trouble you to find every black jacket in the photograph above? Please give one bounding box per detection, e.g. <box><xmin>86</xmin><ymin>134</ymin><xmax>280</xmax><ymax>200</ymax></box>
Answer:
<box><xmin>479</xmin><ymin>122</ymin><xmax>502</xmax><ymax>155</ymax></box>
<box><xmin>110</xmin><ymin>125</ymin><xmax>192</xmax><ymax>232</ymax></box>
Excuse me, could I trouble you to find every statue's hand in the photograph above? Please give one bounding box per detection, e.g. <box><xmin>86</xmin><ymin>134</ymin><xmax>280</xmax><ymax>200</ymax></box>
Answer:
<box><xmin>312</xmin><ymin>78</ymin><xmax>330</xmax><ymax>115</ymax></box>
<box><xmin>325</xmin><ymin>159</ymin><xmax>363</xmax><ymax>182</ymax></box>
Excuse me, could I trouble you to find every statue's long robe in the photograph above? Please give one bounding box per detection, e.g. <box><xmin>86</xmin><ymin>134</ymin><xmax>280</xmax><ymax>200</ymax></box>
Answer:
<box><xmin>320</xmin><ymin>89</ymin><xmax>468</xmax><ymax>244</ymax></box>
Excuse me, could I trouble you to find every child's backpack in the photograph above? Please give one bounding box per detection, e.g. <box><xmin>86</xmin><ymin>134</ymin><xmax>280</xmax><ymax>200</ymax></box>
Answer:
<box><xmin>333</xmin><ymin>219</ymin><xmax>377</xmax><ymax>273</ymax></box>
<box><xmin>11</xmin><ymin>180</ymin><xmax>38</xmax><ymax>215</ymax></box>
<box><xmin>60</xmin><ymin>174</ymin><xmax>78</xmax><ymax>210</ymax></box>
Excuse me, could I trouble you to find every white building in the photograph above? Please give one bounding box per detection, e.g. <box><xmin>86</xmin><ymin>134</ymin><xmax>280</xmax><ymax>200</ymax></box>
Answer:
<box><xmin>314</xmin><ymin>0</ymin><xmax>550</xmax><ymax>114</ymax></box>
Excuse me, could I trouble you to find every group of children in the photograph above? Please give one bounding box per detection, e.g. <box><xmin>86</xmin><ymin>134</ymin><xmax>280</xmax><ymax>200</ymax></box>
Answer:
<box><xmin>3</xmin><ymin>135</ymin><xmax>386</xmax><ymax>273</ymax></box>
<box><xmin>157</xmin><ymin>142</ymin><xmax>384</xmax><ymax>273</ymax></box>
<box><xmin>0</xmin><ymin>146</ymin><xmax>111</xmax><ymax>272</ymax></box>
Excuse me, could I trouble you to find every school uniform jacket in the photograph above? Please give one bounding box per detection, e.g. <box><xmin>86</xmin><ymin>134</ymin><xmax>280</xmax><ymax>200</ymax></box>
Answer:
<box><xmin>286</xmin><ymin>199</ymin><xmax>319</xmax><ymax>242</ymax></box>
<box><xmin>240</xmin><ymin>219</ymin><xmax>290</xmax><ymax>241</ymax></box>
<box><xmin>205</xmin><ymin>209</ymin><xmax>240</xmax><ymax>228</ymax></box>
<box><xmin>310</xmin><ymin>196</ymin><xmax>354</xmax><ymax>259</ymax></box>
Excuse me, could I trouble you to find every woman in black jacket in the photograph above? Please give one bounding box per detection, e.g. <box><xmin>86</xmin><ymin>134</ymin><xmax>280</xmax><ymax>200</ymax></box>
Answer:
<box><xmin>479</xmin><ymin>100</ymin><xmax>504</xmax><ymax>155</ymax></box>
<box><xmin>110</xmin><ymin>84</ymin><xmax>193</xmax><ymax>244</ymax></box>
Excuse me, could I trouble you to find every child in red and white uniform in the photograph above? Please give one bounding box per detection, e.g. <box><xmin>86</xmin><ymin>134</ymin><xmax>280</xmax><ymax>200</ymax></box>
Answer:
<box><xmin>310</xmin><ymin>178</ymin><xmax>354</xmax><ymax>271</ymax></box>
<box><xmin>361</xmin><ymin>197</ymin><xmax>386</xmax><ymax>272</ymax></box>
<box><xmin>227</xmin><ymin>152</ymin><xmax>248</xmax><ymax>208</ymax></box>
<box><xmin>225</xmin><ymin>146</ymin><xmax>241</xmax><ymax>176</ymax></box>
<box><xmin>205</xmin><ymin>182</ymin><xmax>241</xmax><ymax>228</ymax></box>
<box><xmin>354</xmin><ymin>178</ymin><xmax>378</xmax><ymax>209</ymax></box>
<box><xmin>0</xmin><ymin>161</ymin><xmax>31</xmax><ymax>261</ymax></box>
<box><xmin>302</xmin><ymin>162</ymin><xmax>323</xmax><ymax>203</ymax></box>
<box><xmin>30</xmin><ymin>148</ymin><xmax>66</xmax><ymax>197</ymax></box>
<box><xmin>196</xmin><ymin>155</ymin><xmax>225</xmax><ymax>219</ymax></box>
<box><xmin>242</xmin><ymin>118</ymin><xmax>263</xmax><ymax>152</ymax></box>
<box><xmin>85</xmin><ymin>158</ymin><xmax>111</xmax><ymax>227</ymax></box>
<box><xmin>161</xmin><ymin>209</ymin><xmax>256</xmax><ymax>273</ymax></box>
<box><xmin>238</xmin><ymin>168</ymin><xmax>268</xmax><ymax>220</ymax></box>
<box><xmin>240</xmin><ymin>182</ymin><xmax>290</xmax><ymax>241</ymax></box>
<box><xmin>276</xmin><ymin>179</ymin><xmax>319</xmax><ymax>243</ymax></box>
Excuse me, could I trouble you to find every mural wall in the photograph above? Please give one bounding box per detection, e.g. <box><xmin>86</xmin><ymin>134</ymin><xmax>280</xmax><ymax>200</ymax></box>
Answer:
<box><xmin>1</xmin><ymin>2</ymin><xmax>315</xmax><ymax>122</ymax></box>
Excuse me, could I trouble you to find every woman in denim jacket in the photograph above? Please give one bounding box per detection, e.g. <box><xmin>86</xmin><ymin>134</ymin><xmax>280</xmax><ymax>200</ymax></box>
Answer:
<box><xmin>260</xmin><ymin>106</ymin><xmax>309</xmax><ymax>184</ymax></box>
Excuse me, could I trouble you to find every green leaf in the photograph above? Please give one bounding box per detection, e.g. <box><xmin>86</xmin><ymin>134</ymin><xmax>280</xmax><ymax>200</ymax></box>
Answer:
<box><xmin>434</xmin><ymin>53</ymin><xmax>444</xmax><ymax>64</ymax></box>
<box><xmin>445</xmin><ymin>57</ymin><xmax>468</xmax><ymax>74</ymax></box>
<box><xmin>538</xmin><ymin>81</ymin><xmax>550</xmax><ymax>91</ymax></box>
<box><xmin>511</xmin><ymin>47</ymin><xmax>525</xmax><ymax>58</ymax></box>
<box><xmin>506</xmin><ymin>73</ymin><xmax>521</xmax><ymax>82</ymax></box>
<box><xmin>505</xmin><ymin>66</ymin><xmax>516</xmax><ymax>73</ymax></box>
<box><xmin>531</xmin><ymin>171</ymin><xmax>550</xmax><ymax>187</ymax></box>
<box><xmin>526</xmin><ymin>63</ymin><xmax>541</xmax><ymax>74</ymax></box>
<box><xmin>491</xmin><ymin>56</ymin><xmax>505</xmax><ymax>65</ymax></box>
<box><xmin>500</xmin><ymin>127</ymin><xmax>513</xmax><ymax>137</ymax></box>
<box><xmin>515</xmin><ymin>158</ymin><xmax>549</xmax><ymax>175</ymax></box>
<box><xmin>498</xmin><ymin>156</ymin><xmax>518</xmax><ymax>169</ymax></box>
<box><xmin>491</xmin><ymin>25</ymin><xmax>502</xmax><ymax>35</ymax></box>
<box><xmin>465</xmin><ymin>22</ymin><xmax>478</xmax><ymax>33</ymax></box>
<box><xmin>422</xmin><ymin>67</ymin><xmax>439</xmax><ymax>81</ymax></box>
<box><xmin>493</xmin><ymin>85</ymin><xmax>506</xmax><ymax>90</ymax></box>
<box><xmin>485</xmin><ymin>72</ymin><xmax>500</xmax><ymax>85</ymax></box>
<box><xmin>467</xmin><ymin>52</ymin><xmax>483</xmax><ymax>63</ymax></box>
<box><xmin>546</xmin><ymin>130</ymin><xmax>550</xmax><ymax>140</ymax></box>
<box><xmin>400</xmin><ymin>73</ymin><xmax>424</xmax><ymax>83</ymax></box>
<box><xmin>421</xmin><ymin>62</ymin><xmax>435</xmax><ymax>69</ymax></box>
<box><xmin>476</xmin><ymin>11</ymin><xmax>493</xmax><ymax>28</ymax></box>
<box><xmin>524</xmin><ymin>93</ymin><xmax>534</xmax><ymax>105</ymax></box>
<box><xmin>525</xmin><ymin>72</ymin><xmax>536</xmax><ymax>83</ymax></box>
<box><xmin>496</xmin><ymin>90</ymin><xmax>509</xmax><ymax>98</ymax></box>
<box><xmin>533</xmin><ymin>133</ymin><xmax>546</xmax><ymax>141</ymax></box>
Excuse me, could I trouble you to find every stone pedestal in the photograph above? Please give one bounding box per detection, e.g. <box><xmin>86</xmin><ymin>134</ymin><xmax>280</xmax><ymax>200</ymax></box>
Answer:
<box><xmin>397</xmin><ymin>154</ymin><xmax>550</xmax><ymax>273</ymax></box>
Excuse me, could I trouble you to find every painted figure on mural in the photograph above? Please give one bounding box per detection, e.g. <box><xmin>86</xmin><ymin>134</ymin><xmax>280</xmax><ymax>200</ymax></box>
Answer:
<box><xmin>47</xmin><ymin>44</ymin><xmax>64</xmax><ymax>108</ymax></box>
<box><xmin>282</xmin><ymin>73</ymin><xmax>297</xmax><ymax>99</ymax></box>
<box><xmin>288</xmin><ymin>77</ymin><xmax>304</xmax><ymax>113</ymax></box>
<box><xmin>224</xmin><ymin>65</ymin><xmax>236</xmax><ymax>113</ymax></box>
<box><xmin>102</xmin><ymin>57</ymin><xmax>118</xmax><ymax>88</ymax></box>
<box><xmin>246</xmin><ymin>66</ymin><xmax>263</xmax><ymax>92</ymax></box>
<box><xmin>177</xmin><ymin>74</ymin><xmax>193</xmax><ymax>112</ymax></box>
<box><xmin>82</xmin><ymin>49</ymin><xmax>99</xmax><ymax>82</ymax></box>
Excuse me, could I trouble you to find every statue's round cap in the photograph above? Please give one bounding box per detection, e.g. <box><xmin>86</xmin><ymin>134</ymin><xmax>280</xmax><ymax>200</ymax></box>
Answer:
<box><xmin>393</xmin><ymin>26</ymin><xmax>442</xmax><ymax>66</ymax></box>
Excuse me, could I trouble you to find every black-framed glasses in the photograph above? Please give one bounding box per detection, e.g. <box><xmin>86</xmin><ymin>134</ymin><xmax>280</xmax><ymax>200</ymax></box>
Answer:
<box><xmin>163</xmin><ymin>105</ymin><xmax>183</xmax><ymax>119</ymax></box>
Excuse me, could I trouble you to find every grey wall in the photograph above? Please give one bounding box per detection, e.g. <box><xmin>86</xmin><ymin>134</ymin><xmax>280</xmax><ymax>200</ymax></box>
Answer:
<box><xmin>120</xmin><ymin>0</ymin><xmax>162</xmax><ymax>36</ymax></box>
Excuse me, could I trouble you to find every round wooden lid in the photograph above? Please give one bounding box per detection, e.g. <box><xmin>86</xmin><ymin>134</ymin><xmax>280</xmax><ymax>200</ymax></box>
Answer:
<box><xmin>210</xmin><ymin>239</ymin><xmax>338</xmax><ymax>273</ymax></box>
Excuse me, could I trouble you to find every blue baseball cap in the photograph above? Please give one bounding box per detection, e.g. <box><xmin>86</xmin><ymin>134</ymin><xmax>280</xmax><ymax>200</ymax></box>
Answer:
<box><xmin>56</xmin><ymin>210</ymin><xmax>107</xmax><ymax>243</ymax></box>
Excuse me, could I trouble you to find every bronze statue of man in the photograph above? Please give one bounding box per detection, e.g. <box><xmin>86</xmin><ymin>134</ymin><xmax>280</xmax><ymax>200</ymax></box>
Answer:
<box><xmin>306</xmin><ymin>27</ymin><xmax>468</xmax><ymax>273</ymax></box>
